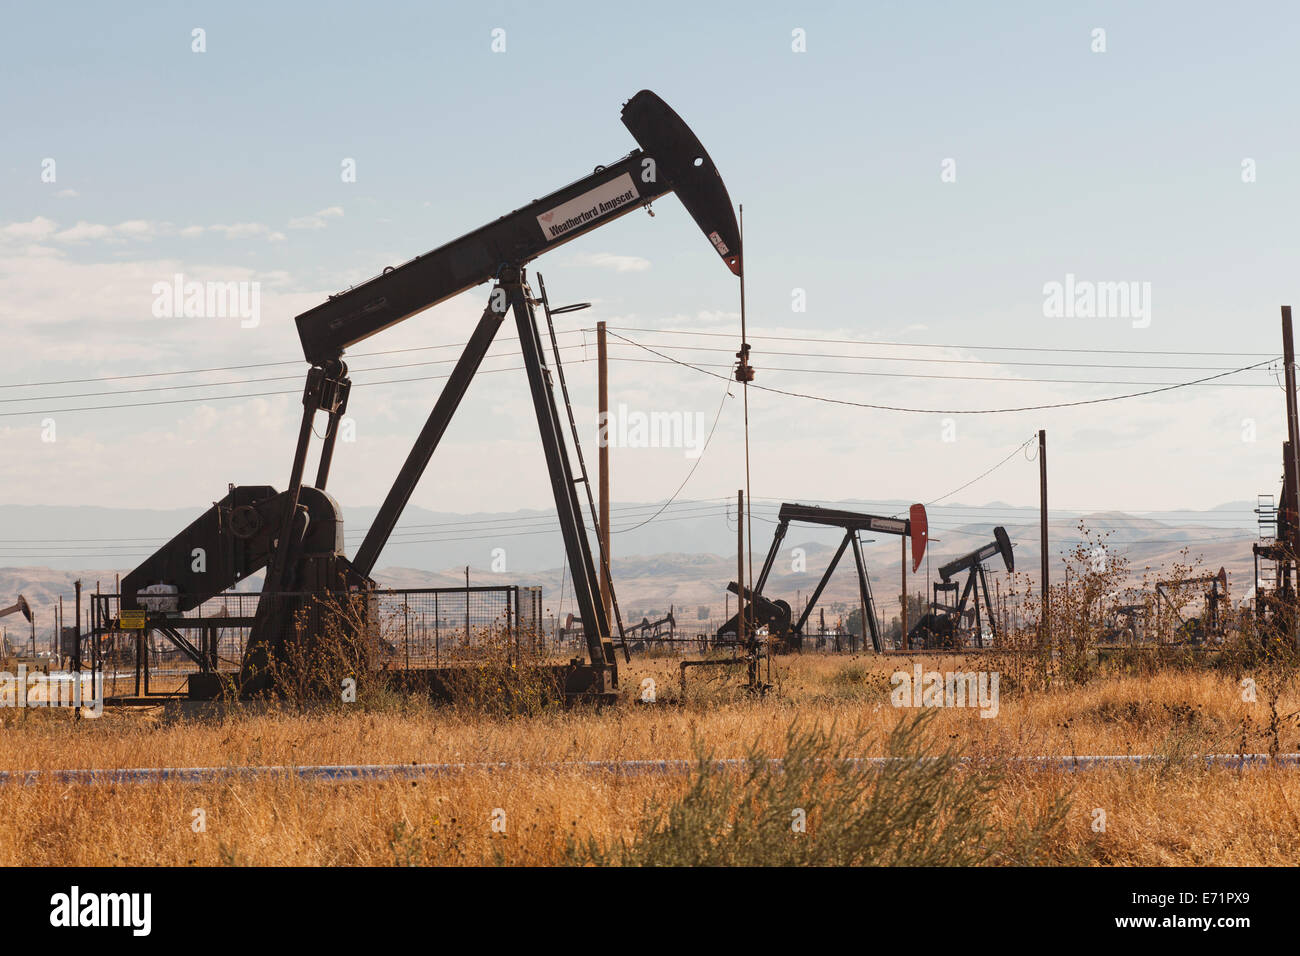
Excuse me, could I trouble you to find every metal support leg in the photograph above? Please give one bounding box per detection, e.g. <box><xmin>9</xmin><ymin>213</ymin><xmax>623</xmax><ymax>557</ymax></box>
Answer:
<box><xmin>240</xmin><ymin>361</ymin><xmax>349</xmax><ymax>693</ymax></box>
<box><xmin>242</xmin><ymin>396</ymin><xmax>317</xmax><ymax>690</ymax></box>
<box><xmin>506</xmin><ymin>269</ymin><xmax>616</xmax><ymax>687</ymax></box>
<box><xmin>979</xmin><ymin>565</ymin><xmax>996</xmax><ymax>643</ymax></box>
<box><xmin>956</xmin><ymin>570</ymin><xmax>979</xmax><ymax>647</ymax></box>
<box><xmin>850</xmin><ymin>533</ymin><xmax>881</xmax><ymax>652</ymax></box>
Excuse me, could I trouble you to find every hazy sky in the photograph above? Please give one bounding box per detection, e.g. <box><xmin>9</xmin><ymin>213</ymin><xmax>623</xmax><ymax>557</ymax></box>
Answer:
<box><xmin>2</xmin><ymin>0</ymin><xmax>1298</xmax><ymax>541</ymax></box>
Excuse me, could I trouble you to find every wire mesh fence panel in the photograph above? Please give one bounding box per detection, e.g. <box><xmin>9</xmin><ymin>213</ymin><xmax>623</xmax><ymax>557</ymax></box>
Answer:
<box><xmin>88</xmin><ymin>585</ymin><xmax>551</xmax><ymax>697</ymax></box>
<box><xmin>369</xmin><ymin>586</ymin><xmax>548</xmax><ymax>667</ymax></box>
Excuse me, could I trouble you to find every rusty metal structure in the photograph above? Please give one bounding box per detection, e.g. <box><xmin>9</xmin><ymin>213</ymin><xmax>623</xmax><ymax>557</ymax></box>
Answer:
<box><xmin>626</xmin><ymin>608</ymin><xmax>676</xmax><ymax>652</ymax></box>
<box><xmin>909</xmin><ymin>527</ymin><xmax>1014</xmax><ymax>649</ymax></box>
<box><xmin>1155</xmin><ymin>569</ymin><xmax>1228</xmax><ymax>644</ymax></box>
<box><xmin>85</xmin><ymin>586</ymin><xmax>544</xmax><ymax>702</ymax></box>
<box><xmin>1102</xmin><ymin>602</ymin><xmax>1150</xmax><ymax>644</ymax></box>
<box><xmin>118</xmin><ymin>90</ymin><xmax>741</xmax><ymax>703</ymax></box>
<box><xmin>0</xmin><ymin>595</ymin><xmax>34</xmax><ymax>657</ymax></box>
<box><xmin>716</xmin><ymin>503</ymin><xmax>928</xmax><ymax>653</ymax></box>
<box><xmin>1252</xmin><ymin>306</ymin><xmax>1300</xmax><ymax>646</ymax></box>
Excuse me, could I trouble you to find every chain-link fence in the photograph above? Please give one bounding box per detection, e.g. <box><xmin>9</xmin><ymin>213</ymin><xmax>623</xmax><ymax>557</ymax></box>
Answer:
<box><xmin>369</xmin><ymin>586</ymin><xmax>544</xmax><ymax>665</ymax></box>
<box><xmin>86</xmin><ymin>585</ymin><xmax>544</xmax><ymax>699</ymax></box>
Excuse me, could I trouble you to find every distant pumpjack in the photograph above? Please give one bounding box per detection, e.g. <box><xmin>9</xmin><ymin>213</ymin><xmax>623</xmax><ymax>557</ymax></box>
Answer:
<box><xmin>627</xmin><ymin>608</ymin><xmax>676</xmax><ymax>653</ymax></box>
<box><xmin>1155</xmin><ymin>568</ymin><xmax>1229</xmax><ymax>644</ymax></box>
<box><xmin>0</xmin><ymin>595</ymin><xmax>34</xmax><ymax>657</ymax></box>
<box><xmin>909</xmin><ymin>527</ymin><xmax>1014</xmax><ymax>649</ymax></box>
<box><xmin>718</xmin><ymin>503</ymin><xmax>927</xmax><ymax>653</ymax></box>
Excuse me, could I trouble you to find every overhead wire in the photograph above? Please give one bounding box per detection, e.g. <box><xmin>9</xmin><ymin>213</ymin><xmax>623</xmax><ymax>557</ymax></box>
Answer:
<box><xmin>603</xmin><ymin>330</ymin><xmax>1280</xmax><ymax>414</ymax></box>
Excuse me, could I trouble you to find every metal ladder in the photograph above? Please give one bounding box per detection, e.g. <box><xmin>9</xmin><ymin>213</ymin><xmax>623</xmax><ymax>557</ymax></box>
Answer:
<box><xmin>1257</xmin><ymin>494</ymin><xmax>1279</xmax><ymax>591</ymax></box>
<box><xmin>1257</xmin><ymin>494</ymin><xmax>1278</xmax><ymax>541</ymax></box>
<box><xmin>535</xmin><ymin>274</ymin><xmax>630</xmax><ymax>661</ymax></box>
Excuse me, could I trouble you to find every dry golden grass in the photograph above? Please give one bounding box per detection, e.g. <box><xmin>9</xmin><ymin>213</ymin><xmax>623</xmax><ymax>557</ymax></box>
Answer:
<box><xmin>1</xmin><ymin>653</ymin><xmax>1298</xmax><ymax>865</ymax></box>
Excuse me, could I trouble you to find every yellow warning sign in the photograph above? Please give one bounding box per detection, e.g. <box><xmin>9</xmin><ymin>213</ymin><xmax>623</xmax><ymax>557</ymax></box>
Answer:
<box><xmin>119</xmin><ymin>610</ymin><xmax>146</xmax><ymax>630</ymax></box>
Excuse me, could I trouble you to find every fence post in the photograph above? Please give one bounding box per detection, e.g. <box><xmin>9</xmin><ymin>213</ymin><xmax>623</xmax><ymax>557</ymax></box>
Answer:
<box><xmin>508</xmin><ymin>587</ymin><xmax>515</xmax><ymax>663</ymax></box>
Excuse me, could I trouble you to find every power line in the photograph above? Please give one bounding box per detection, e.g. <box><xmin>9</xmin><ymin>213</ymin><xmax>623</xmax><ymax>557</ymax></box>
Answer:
<box><xmin>0</xmin><ymin>518</ymin><xmax>1254</xmax><ymax>558</ymax></box>
<box><xmin>0</xmin><ymin>345</ymin><xmax>592</xmax><ymax>405</ymax></box>
<box><xmin>610</xmin><ymin>378</ymin><xmax>732</xmax><ymax>535</ymax></box>
<box><xmin>924</xmin><ymin>436</ymin><xmax>1038</xmax><ymax>507</ymax></box>
<box><xmin>0</xmin><ymin>359</ymin><xmax>595</xmax><ymax>418</ymax></box>
<box><xmin>6</xmin><ymin>349</ymin><xmax>1271</xmax><ymax>418</ymax></box>
<box><xmin>356</xmin><ymin>499</ymin><xmax>731</xmax><ymax>540</ymax></box>
<box><xmin>604</xmin><ymin>355</ymin><xmax>1276</xmax><ymax>388</ymax></box>
<box><xmin>2</xmin><ymin>326</ymin><xmax>1277</xmax><ymax>419</ymax></box>
<box><xmin>744</xmin><ymin>498</ymin><xmax>1260</xmax><ymax>519</ymax></box>
<box><xmin>0</xmin><ymin>496</ymin><xmax>1256</xmax><ymax>547</ymax></box>
<box><xmin>0</xmin><ymin>329</ymin><xmax>590</xmax><ymax>390</ymax></box>
<box><xmin>605</xmin><ymin>330</ymin><xmax>1279</xmax><ymax>414</ymax></box>
<box><xmin>0</xmin><ymin>499</ymin><xmax>738</xmax><ymax>546</ymax></box>
<box><xmin>741</xmin><ymin>493</ymin><xmax>1261</xmax><ymax>514</ymax></box>
<box><xmin>603</xmin><ymin>339</ymin><xmax>1269</xmax><ymax>373</ymax></box>
<box><xmin>604</xmin><ymin>326</ymin><xmax>1276</xmax><ymax>358</ymax></box>
<box><xmin>5</xmin><ymin>322</ymin><xmax>1270</xmax><ymax>397</ymax></box>
<box><xmin>0</xmin><ymin>508</ymin><xmax>743</xmax><ymax>559</ymax></box>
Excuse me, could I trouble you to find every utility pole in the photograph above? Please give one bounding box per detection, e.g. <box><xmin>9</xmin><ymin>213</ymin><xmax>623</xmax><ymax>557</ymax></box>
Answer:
<box><xmin>734</xmin><ymin>205</ymin><xmax>757</xmax><ymax>684</ymax></box>
<box><xmin>736</xmin><ymin>489</ymin><xmax>746</xmax><ymax>651</ymax></box>
<box><xmin>73</xmin><ymin>580</ymin><xmax>82</xmax><ymax>672</ymax></box>
<box><xmin>597</xmin><ymin>320</ymin><xmax>612</xmax><ymax>624</ymax></box>
<box><xmin>1038</xmin><ymin>429</ymin><xmax>1050</xmax><ymax>661</ymax></box>
<box><xmin>901</xmin><ymin>536</ymin><xmax>908</xmax><ymax>650</ymax></box>
<box><xmin>1282</xmin><ymin>306</ymin><xmax>1300</xmax><ymax>644</ymax></box>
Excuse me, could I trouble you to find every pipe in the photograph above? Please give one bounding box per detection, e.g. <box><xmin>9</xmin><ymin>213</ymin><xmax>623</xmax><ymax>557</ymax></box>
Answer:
<box><xmin>7</xmin><ymin>752</ymin><xmax>1299</xmax><ymax>786</ymax></box>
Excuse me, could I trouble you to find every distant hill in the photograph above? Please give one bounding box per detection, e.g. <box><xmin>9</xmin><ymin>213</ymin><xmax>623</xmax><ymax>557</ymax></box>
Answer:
<box><xmin>0</xmin><ymin>498</ymin><xmax>1259</xmax><ymax>571</ymax></box>
<box><xmin>0</xmin><ymin>501</ymin><xmax>1261</xmax><ymax>646</ymax></box>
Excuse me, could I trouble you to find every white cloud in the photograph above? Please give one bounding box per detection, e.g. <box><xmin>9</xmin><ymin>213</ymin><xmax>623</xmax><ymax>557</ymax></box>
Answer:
<box><xmin>288</xmin><ymin>206</ymin><xmax>344</xmax><ymax>230</ymax></box>
<box><xmin>113</xmin><ymin>219</ymin><xmax>155</xmax><ymax>238</ymax></box>
<box><xmin>570</xmin><ymin>252</ymin><xmax>651</xmax><ymax>272</ymax></box>
<box><xmin>16</xmin><ymin>244</ymin><xmax>62</xmax><ymax>258</ymax></box>
<box><xmin>0</xmin><ymin>217</ymin><xmax>58</xmax><ymax>242</ymax></box>
<box><xmin>209</xmin><ymin>222</ymin><xmax>286</xmax><ymax>241</ymax></box>
<box><xmin>3</xmin><ymin>216</ymin><xmax>290</xmax><ymax>246</ymax></box>
<box><xmin>53</xmin><ymin>220</ymin><xmax>163</xmax><ymax>242</ymax></box>
<box><xmin>52</xmin><ymin>221</ymin><xmax>112</xmax><ymax>242</ymax></box>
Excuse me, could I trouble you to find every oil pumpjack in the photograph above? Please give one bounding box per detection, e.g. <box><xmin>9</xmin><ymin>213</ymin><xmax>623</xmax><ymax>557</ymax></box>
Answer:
<box><xmin>120</xmin><ymin>91</ymin><xmax>742</xmax><ymax>701</ymax></box>
<box><xmin>717</xmin><ymin>503</ymin><xmax>928</xmax><ymax>653</ymax></box>
<box><xmin>908</xmin><ymin>527</ymin><xmax>1014</xmax><ymax>649</ymax></box>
